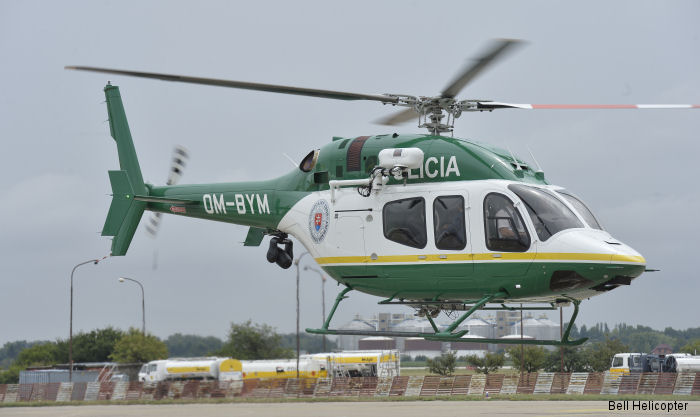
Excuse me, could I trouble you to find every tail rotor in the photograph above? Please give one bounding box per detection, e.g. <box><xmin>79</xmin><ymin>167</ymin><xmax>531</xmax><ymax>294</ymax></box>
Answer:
<box><xmin>146</xmin><ymin>145</ymin><xmax>190</xmax><ymax>238</ymax></box>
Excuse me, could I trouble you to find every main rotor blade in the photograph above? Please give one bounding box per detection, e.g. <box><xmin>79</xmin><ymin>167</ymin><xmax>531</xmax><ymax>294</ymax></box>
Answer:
<box><xmin>375</xmin><ymin>107</ymin><xmax>417</xmax><ymax>125</ymax></box>
<box><xmin>65</xmin><ymin>66</ymin><xmax>399</xmax><ymax>104</ymax></box>
<box><xmin>441</xmin><ymin>39</ymin><xmax>523</xmax><ymax>99</ymax></box>
<box><xmin>476</xmin><ymin>101</ymin><xmax>700</xmax><ymax>110</ymax></box>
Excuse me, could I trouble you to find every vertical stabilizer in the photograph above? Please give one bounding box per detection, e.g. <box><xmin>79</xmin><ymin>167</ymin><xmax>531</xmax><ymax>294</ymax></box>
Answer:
<box><xmin>101</xmin><ymin>84</ymin><xmax>147</xmax><ymax>256</ymax></box>
<box><xmin>104</xmin><ymin>84</ymin><xmax>147</xmax><ymax>195</ymax></box>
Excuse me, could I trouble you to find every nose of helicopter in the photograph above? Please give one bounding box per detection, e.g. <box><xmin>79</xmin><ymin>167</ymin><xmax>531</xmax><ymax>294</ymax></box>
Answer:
<box><xmin>606</xmin><ymin>238</ymin><xmax>645</xmax><ymax>265</ymax></box>
<box><xmin>539</xmin><ymin>228</ymin><xmax>646</xmax><ymax>265</ymax></box>
<box><xmin>539</xmin><ymin>229</ymin><xmax>646</xmax><ymax>294</ymax></box>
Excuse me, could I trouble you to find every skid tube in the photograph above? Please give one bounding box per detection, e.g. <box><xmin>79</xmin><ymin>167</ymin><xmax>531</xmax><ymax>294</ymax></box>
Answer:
<box><xmin>306</xmin><ymin>287</ymin><xmax>588</xmax><ymax>347</ymax></box>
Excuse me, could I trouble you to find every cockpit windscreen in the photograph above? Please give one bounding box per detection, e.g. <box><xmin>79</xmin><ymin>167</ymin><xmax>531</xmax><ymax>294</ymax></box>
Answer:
<box><xmin>508</xmin><ymin>184</ymin><xmax>583</xmax><ymax>241</ymax></box>
<box><xmin>556</xmin><ymin>190</ymin><xmax>603</xmax><ymax>230</ymax></box>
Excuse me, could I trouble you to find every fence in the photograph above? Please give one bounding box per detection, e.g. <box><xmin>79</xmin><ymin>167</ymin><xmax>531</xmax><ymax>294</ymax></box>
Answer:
<box><xmin>0</xmin><ymin>372</ymin><xmax>698</xmax><ymax>403</ymax></box>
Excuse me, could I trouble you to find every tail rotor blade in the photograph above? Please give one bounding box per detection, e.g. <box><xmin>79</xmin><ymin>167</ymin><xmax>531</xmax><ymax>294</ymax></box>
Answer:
<box><xmin>166</xmin><ymin>145</ymin><xmax>189</xmax><ymax>186</ymax></box>
<box><xmin>146</xmin><ymin>212</ymin><xmax>162</xmax><ymax>237</ymax></box>
<box><xmin>147</xmin><ymin>145</ymin><xmax>189</xmax><ymax>239</ymax></box>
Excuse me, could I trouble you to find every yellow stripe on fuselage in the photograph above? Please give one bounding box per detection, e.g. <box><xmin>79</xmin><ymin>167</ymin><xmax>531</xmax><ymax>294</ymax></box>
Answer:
<box><xmin>315</xmin><ymin>252</ymin><xmax>645</xmax><ymax>265</ymax></box>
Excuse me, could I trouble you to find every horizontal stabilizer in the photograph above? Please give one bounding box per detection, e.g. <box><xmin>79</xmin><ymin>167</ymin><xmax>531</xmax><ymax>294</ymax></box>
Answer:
<box><xmin>243</xmin><ymin>227</ymin><xmax>266</xmax><ymax>247</ymax></box>
<box><xmin>102</xmin><ymin>170</ymin><xmax>145</xmax><ymax>256</ymax></box>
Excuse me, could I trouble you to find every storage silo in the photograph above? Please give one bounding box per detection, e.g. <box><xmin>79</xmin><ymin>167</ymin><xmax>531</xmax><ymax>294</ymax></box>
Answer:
<box><xmin>390</xmin><ymin>317</ymin><xmax>443</xmax><ymax>356</ymax></box>
<box><xmin>497</xmin><ymin>334</ymin><xmax>534</xmax><ymax>351</ymax></box>
<box><xmin>337</xmin><ymin>316</ymin><xmax>375</xmax><ymax>350</ymax></box>
<box><xmin>456</xmin><ymin>316</ymin><xmax>496</xmax><ymax>339</ymax></box>
<box><xmin>450</xmin><ymin>335</ymin><xmax>488</xmax><ymax>358</ymax></box>
<box><xmin>511</xmin><ymin>314</ymin><xmax>559</xmax><ymax>341</ymax></box>
<box><xmin>358</xmin><ymin>336</ymin><xmax>396</xmax><ymax>350</ymax></box>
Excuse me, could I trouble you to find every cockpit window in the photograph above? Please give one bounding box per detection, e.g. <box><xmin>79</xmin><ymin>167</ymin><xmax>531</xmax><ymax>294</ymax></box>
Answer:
<box><xmin>508</xmin><ymin>184</ymin><xmax>584</xmax><ymax>242</ymax></box>
<box><xmin>557</xmin><ymin>190</ymin><xmax>603</xmax><ymax>230</ymax></box>
<box><xmin>484</xmin><ymin>193</ymin><xmax>530</xmax><ymax>252</ymax></box>
<box><xmin>299</xmin><ymin>149</ymin><xmax>319</xmax><ymax>172</ymax></box>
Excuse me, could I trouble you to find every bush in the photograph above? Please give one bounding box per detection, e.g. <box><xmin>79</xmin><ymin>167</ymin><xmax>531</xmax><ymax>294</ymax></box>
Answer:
<box><xmin>506</xmin><ymin>346</ymin><xmax>548</xmax><ymax>373</ymax></box>
<box><xmin>465</xmin><ymin>352</ymin><xmax>504</xmax><ymax>374</ymax></box>
<box><xmin>427</xmin><ymin>352</ymin><xmax>456</xmax><ymax>376</ymax></box>
<box><xmin>217</xmin><ymin>320</ymin><xmax>292</xmax><ymax>360</ymax></box>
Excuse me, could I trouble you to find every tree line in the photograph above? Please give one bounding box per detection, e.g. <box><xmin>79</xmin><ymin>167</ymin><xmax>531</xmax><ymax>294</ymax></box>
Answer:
<box><xmin>426</xmin><ymin>335</ymin><xmax>700</xmax><ymax>376</ymax></box>
<box><xmin>0</xmin><ymin>321</ymin><xmax>335</xmax><ymax>384</ymax></box>
<box><xmin>572</xmin><ymin>323</ymin><xmax>700</xmax><ymax>353</ymax></box>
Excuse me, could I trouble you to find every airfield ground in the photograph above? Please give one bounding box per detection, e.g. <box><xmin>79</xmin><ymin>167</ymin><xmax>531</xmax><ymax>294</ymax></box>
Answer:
<box><xmin>2</xmin><ymin>400</ymin><xmax>699</xmax><ymax>417</ymax></box>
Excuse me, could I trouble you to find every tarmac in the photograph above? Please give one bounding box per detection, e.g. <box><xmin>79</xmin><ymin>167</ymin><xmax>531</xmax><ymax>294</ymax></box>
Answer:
<box><xmin>1</xmin><ymin>400</ymin><xmax>699</xmax><ymax>417</ymax></box>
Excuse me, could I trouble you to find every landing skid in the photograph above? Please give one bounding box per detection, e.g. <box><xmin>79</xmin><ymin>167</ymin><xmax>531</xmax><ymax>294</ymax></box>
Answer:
<box><xmin>306</xmin><ymin>287</ymin><xmax>588</xmax><ymax>347</ymax></box>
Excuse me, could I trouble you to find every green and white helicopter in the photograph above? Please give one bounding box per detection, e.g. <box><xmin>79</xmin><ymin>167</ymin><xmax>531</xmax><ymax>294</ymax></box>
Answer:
<box><xmin>68</xmin><ymin>39</ymin><xmax>696</xmax><ymax>347</ymax></box>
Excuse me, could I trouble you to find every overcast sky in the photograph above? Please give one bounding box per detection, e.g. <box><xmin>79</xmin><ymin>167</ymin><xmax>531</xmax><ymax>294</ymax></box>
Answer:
<box><xmin>1</xmin><ymin>1</ymin><xmax>698</xmax><ymax>345</ymax></box>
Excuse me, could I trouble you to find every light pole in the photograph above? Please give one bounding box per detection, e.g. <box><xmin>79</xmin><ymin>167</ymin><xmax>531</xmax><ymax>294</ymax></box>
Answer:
<box><xmin>293</xmin><ymin>251</ymin><xmax>310</xmax><ymax>379</ymax></box>
<box><xmin>520</xmin><ymin>304</ymin><xmax>524</xmax><ymax>379</ymax></box>
<box><xmin>560</xmin><ymin>306</ymin><xmax>564</xmax><ymax>373</ymax></box>
<box><xmin>118</xmin><ymin>277</ymin><xmax>146</xmax><ymax>335</ymax></box>
<box><xmin>303</xmin><ymin>266</ymin><xmax>327</xmax><ymax>352</ymax></box>
<box><xmin>70</xmin><ymin>256</ymin><xmax>108</xmax><ymax>382</ymax></box>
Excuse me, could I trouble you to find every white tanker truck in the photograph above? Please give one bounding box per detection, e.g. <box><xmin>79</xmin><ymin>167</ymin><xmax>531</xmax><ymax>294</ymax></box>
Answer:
<box><xmin>138</xmin><ymin>357</ymin><xmax>242</xmax><ymax>383</ymax></box>
<box><xmin>610</xmin><ymin>352</ymin><xmax>700</xmax><ymax>375</ymax></box>
<box><xmin>139</xmin><ymin>350</ymin><xmax>400</xmax><ymax>383</ymax></box>
<box><xmin>139</xmin><ymin>357</ymin><xmax>325</xmax><ymax>382</ymax></box>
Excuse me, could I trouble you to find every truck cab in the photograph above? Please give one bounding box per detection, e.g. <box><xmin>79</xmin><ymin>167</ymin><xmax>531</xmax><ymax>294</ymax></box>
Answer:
<box><xmin>609</xmin><ymin>353</ymin><xmax>642</xmax><ymax>376</ymax></box>
<box><xmin>138</xmin><ymin>360</ymin><xmax>166</xmax><ymax>382</ymax></box>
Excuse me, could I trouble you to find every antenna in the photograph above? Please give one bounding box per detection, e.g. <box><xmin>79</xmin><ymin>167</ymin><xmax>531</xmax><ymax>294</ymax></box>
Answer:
<box><xmin>506</xmin><ymin>146</ymin><xmax>522</xmax><ymax>170</ymax></box>
<box><xmin>527</xmin><ymin>146</ymin><xmax>543</xmax><ymax>172</ymax></box>
<box><xmin>282</xmin><ymin>153</ymin><xmax>298</xmax><ymax>168</ymax></box>
<box><xmin>527</xmin><ymin>146</ymin><xmax>546</xmax><ymax>180</ymax></box>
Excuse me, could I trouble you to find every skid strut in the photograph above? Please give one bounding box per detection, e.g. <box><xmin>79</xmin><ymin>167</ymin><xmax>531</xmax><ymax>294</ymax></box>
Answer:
<box><xmin>306</xmin><ymin>289</ymin><xmax>588</xmax><ymax>347</ymax></box>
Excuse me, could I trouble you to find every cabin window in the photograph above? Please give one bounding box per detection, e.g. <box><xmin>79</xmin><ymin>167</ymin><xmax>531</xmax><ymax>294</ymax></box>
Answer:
<box><xmin>433</xmin><ymin>195</ymin><xmax>466</xmax><ymax>250</ymax></box>
<box><xmin>484</xmin><ymin>193</ymin><xmax>530</xmax><ymax>252</ymax></box>
<box><xmin>148</xmin><ymin>363</ymin><xmax>157</xmax><ymax>373</ymax></box>
<box><xmin>383</xmin><ymin>197</ymin><xmax>427</xmax><ymax>248</ymax></box>
<box><xmin>556</xmin><ymin>190</ymin><xmax>603</xmax><ymax>230</ymax></box>
<box><xmin>612</xmin><ymin>356</ymin><xmax>623</xmax><ymax>367</ymax></box>
<box><xmin>508</xmin><ymin>184</ymin><xmax>584</xmax><ymax>242</ymax></box>
<box><xmin>299</xmin><ymin>149</ymin><xmax>319</xmax><ymax>172</ymax></box>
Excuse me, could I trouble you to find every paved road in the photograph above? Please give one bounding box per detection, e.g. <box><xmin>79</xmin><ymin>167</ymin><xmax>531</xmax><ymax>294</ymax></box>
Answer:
<box><xmin>1</xmin><ymin>401</ymin><xmax>699</xmax><ymax>417</ymax></box>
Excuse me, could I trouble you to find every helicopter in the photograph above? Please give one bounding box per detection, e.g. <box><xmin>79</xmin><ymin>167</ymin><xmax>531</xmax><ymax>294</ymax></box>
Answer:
<box><xmin>66</xmin><ymin>39</ymin><xmax>697</xmax><ymax>347</ymax></box>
